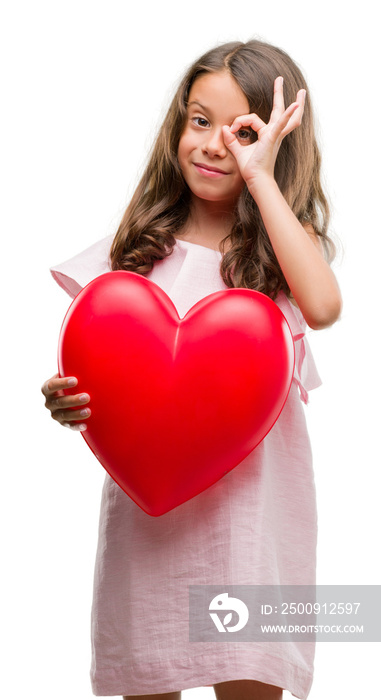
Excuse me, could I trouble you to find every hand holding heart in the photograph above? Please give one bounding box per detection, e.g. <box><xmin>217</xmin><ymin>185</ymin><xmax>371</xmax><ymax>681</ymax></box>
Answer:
<box><xmin>222</xmin><ymin>77</ymin><xmax>306</xmax><ymax>191</ymax></box>
<box><xmin>42</xmin><ymin>373</ymin><xmax>90</xmax><ymax>431</ymax></box>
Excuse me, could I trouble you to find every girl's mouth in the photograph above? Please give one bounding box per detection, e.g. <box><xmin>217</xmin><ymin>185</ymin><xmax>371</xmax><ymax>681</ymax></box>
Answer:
<box><xmin>193</xmin><ymin>163</ymin><xmax>229</xmax><ymax>178</ymax></box>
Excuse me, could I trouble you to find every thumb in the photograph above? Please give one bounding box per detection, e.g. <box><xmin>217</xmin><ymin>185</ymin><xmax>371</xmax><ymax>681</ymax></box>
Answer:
<box><xmin>222</xmin><ymin>125</ymin><xmax>241</xmax><ymax>159</ymax></box>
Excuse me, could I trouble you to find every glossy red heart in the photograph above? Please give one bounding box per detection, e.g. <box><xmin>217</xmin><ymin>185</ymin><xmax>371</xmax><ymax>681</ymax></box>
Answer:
<box><xmin>58</xmin><ymin>271</ymin><xmax>294</xmax><ymax>516</ymax></box>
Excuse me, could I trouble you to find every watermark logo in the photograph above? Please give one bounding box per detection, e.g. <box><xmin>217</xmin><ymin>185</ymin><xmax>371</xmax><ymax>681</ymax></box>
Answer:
<box><xmin>209</xmin><ymin>592</ymin><xmax>249</xmax><ymax>632</ymax></box>
<box><xmin>189</xmin><ymin>585</ymin><xmax>381</xmax><ymax>642</ymax></box>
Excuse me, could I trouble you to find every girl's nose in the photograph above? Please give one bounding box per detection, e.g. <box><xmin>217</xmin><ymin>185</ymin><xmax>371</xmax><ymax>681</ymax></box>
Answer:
<box><xmin>202</xmin><ymin>128</ymin><xmax>227</xmax><ymax>158</ymax></box>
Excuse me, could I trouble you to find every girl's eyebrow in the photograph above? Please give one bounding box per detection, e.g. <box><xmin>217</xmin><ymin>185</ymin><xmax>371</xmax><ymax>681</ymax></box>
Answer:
<box><xmin>187</xmin><ymin>100</ymin><xmax>208</xmax><ymax>111</ymax></box>
<box><xmin>187</xmin><ymin>100</ymin><xmax>242</xmax><ymax>125</ymax></box>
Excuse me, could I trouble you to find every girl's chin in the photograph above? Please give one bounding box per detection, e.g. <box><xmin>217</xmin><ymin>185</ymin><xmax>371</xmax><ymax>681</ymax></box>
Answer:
<box><xmin>189</xmin><ymin>190</ymin><xmax>242</xmax><ymax>207</ymax></box>
<box><xmin>184</xmin><ymin>178</ymin><xmax>244</xmax><ymax>206</ymax></box>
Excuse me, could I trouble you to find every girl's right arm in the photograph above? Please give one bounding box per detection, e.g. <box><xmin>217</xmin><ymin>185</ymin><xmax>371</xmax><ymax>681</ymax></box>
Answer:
<box><xmin>41</xmin><ymin>374</ymin><xmax>91</xmax><ymax>431</ymax></box>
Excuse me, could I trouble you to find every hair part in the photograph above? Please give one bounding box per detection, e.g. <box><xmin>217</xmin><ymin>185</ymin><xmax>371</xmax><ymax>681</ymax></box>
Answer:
<box><xmin>110</xmin><ymin>39</ymin><xmax>335</xmax><ymax>299</ymax></box>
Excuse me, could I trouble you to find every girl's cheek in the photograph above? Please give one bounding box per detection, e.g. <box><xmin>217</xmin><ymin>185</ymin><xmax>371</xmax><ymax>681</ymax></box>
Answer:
<box><xmin>179</xmin><ymin>132</ymin><xmax>192</xmax><ymax>148</ymax></box>
<box><xmin>178</xmin><ymin>134</ymin><xmax>194</xmax><ymax>163</ymax></box>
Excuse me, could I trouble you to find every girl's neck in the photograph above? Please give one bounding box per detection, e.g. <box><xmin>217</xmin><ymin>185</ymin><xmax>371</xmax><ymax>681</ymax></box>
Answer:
<box><xmin>176</xmin><ymin>196</ymin><xmax>235</xmax><ymax>251</ymax></box>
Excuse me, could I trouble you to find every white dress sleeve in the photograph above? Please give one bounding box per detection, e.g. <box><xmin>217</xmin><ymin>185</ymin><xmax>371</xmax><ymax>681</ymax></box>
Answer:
<box><xmin>50</xmin><ymin>234</ymin><xmax>114</xmax><ymax>299</ymax></box>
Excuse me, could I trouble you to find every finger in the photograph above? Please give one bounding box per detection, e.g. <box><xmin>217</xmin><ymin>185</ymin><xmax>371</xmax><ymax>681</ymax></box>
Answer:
<box><xmin>52</xmin><ymin>406</ymin><xmax>91</xmax><ymax>424</ymax></box>
<box><xmin>61</xmin><ymin>420</ymin><xmax>88</xmax><ymax>432</ymax></box>
<box><xmin>46</xmin><ymin>392</ymin><xmax>90</xmax><ymax>412</ymax></box>
<box><xmin>229</xmin><ymin>113</ymin><xmax>266</xmax><ymax>134</ymax></box>
<box><xmin>41</xmin><ymin>374</ymin><xmax>78</xmax><ymax>397</ymax></box>
<box><xmin>69</xmin><ymin>423</ymin><xmax>88</xmax><ymax>432</ymax></box>
<box><xmin>270</xmin><ymin>100</ymin><xmax>301</xmax><ymax>142</ymax></box>
<box><xmin>279</xmin><ymin>90</ymin><xmax>306</xmax><ymax>138</ymax></box>
<box><xmin>222</xmin><ymin>124</ymin><xmax>242</xmax><ymax>159</ymax></box>
<box><xmin>270</xmin><ymin>76</ymin><xmax>285</xmax><ymax>120</ymax></box>
<box><xmin>223</xmin><ymin>114</ymin><xmax>266</xmax><ymax>158</ymax></box>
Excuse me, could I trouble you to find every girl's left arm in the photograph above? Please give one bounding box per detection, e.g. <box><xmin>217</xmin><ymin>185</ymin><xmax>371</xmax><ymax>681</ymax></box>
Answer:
<box><xmin>222</xmin><ymin>77</ymin><xmax>342</xmax><ymax>330</ymax></box>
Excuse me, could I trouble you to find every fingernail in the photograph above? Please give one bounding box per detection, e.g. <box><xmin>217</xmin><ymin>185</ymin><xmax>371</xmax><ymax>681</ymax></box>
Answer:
<box><xmin>79</xmin><ymin>394</ymin><xmax>89</xmax><ymax>402</ymax></box>
<box><xmin>79</xmin><ymin>424</ymin><xmax>87</xmax><ymax>431</ymax></box>
<box><xmin>80</xmin><ymin>408</ymin><xmax>90</xmax><ymax>417</ymax></box>
<box><xmin>67</xmin><ymin>378</ymin><xmax>77</xmax><ymax>387</ymax></box>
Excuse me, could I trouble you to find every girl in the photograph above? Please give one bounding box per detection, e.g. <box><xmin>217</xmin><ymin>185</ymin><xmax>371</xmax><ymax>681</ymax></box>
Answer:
<box><xmin>42</xmin><ymin>40</ymin><xmax>342</xmax><ymax>700</ymax></box>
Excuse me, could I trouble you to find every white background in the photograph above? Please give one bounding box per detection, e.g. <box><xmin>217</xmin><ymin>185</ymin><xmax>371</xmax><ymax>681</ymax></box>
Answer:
<box><xmin>1</xmin><ymin>1</ymin><xmax>380</xmax><ymax>699</ymax></box>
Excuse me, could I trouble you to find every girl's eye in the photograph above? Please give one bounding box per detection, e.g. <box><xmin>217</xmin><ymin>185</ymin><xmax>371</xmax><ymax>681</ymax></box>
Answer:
<box><xmin>192</xmin><ymin>117</ymin><xmax>210</xmax><ymax>128</ymax></box>
<box><xmin>236</xmin><ymin>128</ymin><xmax>256</xmax><ymax>142</ymax></box>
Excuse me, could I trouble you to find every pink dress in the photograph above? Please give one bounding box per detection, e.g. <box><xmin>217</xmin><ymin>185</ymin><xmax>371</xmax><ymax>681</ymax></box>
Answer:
<box><xmin>51</xmin><ymin>236</ymin><xmax>322</xmax><ymax>699</ymax></box>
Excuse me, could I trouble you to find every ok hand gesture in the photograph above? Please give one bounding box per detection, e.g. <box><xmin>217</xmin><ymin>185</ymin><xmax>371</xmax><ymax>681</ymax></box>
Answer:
<box><xmin>222</xmin><ymin>77</ymin><xmax>306</xmax><ymax>191</ymax></box>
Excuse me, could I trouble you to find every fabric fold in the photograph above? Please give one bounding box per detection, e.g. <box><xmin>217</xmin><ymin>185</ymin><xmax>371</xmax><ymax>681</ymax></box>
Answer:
<box><xmin>275</xmin><ymin>291</ymin><xmax>322</xmax><ymax>404</ymax></box>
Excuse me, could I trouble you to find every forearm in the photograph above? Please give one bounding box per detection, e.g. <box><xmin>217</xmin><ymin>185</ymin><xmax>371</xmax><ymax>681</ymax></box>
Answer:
<box><xmin>248</xmin><ymin>175</ymin><xmax>342</xmax><ymax>330</ymax></box>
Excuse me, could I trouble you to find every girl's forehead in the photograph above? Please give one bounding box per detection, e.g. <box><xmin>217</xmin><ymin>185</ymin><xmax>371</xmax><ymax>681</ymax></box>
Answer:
<box><xmin>187</xmin><ymin>71</ymin><xmax>250</xmax><ymax>119</ymax></box>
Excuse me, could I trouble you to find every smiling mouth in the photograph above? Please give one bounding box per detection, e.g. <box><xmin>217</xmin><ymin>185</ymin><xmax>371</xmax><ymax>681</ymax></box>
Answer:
<box><xmin>193</xmin><ymin>162</ymin><xmax>229</xmax><ymax>175</ymax></box>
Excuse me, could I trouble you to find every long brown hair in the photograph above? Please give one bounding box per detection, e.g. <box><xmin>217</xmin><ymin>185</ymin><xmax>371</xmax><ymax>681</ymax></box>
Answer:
<box><xmin>110</xmin><ymin>40</ymin><xmax>335</xmax><ymax>299</ymax></box>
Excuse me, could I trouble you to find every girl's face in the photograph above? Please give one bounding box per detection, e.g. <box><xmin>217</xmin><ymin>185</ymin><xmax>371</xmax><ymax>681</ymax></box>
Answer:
<box><xmin>178</xmin><ymin>70</ymin><xmax>252</xmax><ymax>208</ymax></box>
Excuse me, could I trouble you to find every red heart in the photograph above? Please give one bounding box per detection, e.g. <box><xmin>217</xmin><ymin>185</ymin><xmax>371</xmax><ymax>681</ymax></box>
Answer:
<box><xmin>58</xmin><ymin>271</ymin><xmax>294</xmax><ymax>516</ymax></box>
